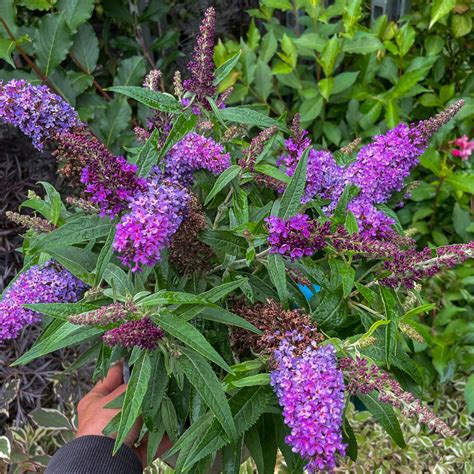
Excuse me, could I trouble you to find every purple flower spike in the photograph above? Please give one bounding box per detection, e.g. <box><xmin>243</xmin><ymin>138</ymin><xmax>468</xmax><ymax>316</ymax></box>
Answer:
<box><xmin>0</xmin><ymin>261</ymin><xmax>87</xmax><ymax>341</ymax></box>
<box><xmin>271</xmin><ymin>337</ymin><xmax>346</xmax><ymax>473</ymax></box>
<box><xmin>183</xmin><ymin>7</ymin><xmax>217</xmax><ymax>105</ymax></box>
<box><xmin>165</xmin><ymin>133</ymin><xmax>231</xmax><ymax>186</ymax></box>
<box><xmin>102</xmin><ymin>317</ymin><xmax>164</xmax><ymax>350</ymax></box>
<box><xmin>0</xmin><ymin>79</ymin><xmax>80</xmax><ymax>150</ymax></box>
<box><xmin>113</xmin><ymin>175</ymin><xmax>190</xmax><ymax>271</ymax></box>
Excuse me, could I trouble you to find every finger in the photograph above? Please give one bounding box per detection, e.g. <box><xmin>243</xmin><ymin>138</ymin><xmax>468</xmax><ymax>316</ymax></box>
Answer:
<box><xmin>90</xmin><ymin>361</ymin><xmax>124</xmax><ymax>396</ymax></box>
<box><xmin>124</xmin><ymin>416</ymin><xmax>143</xmax><ymax>447</ymax></box>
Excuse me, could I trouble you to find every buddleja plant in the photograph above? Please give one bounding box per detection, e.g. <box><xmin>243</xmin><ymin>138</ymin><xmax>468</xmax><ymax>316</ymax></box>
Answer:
<box><xmin>1</xmin><ymin>7</ymin><xmax>472</xmax><ymax>473</ymax></box>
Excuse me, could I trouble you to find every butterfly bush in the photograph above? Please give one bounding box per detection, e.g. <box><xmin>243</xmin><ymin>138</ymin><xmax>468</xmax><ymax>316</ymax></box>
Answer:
<box><xmin>1</xmin><ymin>8</ymin><xmax>473</xmax><ymax>473</ymax></box>
<box><xmin>0</xmin><ymin>261</ymin><xmax>87</xmax><ymax>341</ymax></box>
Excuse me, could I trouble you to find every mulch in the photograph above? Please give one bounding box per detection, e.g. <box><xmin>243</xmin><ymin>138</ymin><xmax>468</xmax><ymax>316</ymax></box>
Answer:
<box><xmin>0</xmin><ymin>124</ymin><xmax>58</xmax><ymax>292</ymax></box>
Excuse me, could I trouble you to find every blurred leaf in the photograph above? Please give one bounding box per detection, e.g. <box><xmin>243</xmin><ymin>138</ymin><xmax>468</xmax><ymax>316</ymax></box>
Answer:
<box><xmin>446</xmin><ymin>174</ymin><xmax>474</xmax><ymax>194</ymax></box>
<box><xmin>34</xmin><ymin>13</ymin><xmax>73</xmax><ymax>76</ymax></box>
<box><xmin>29</xmin><ymin>408</ymin><xmax>73</xmax><ymax>430</ymax></box>
<box><xmin>135</xmin><ymin>129</ymin><xmax>159</xmax><ymax>177</ymax></box>
<box><xmin>101</xmin><ymin>98</ymin><xmax>132</xmax><ymax>147</ymax></box>
<box><xmin>465</xmin><ymin>374</ymin><xmax>474</xmax><ymax>415</ymax></box>
<box><xmin>17</xmin><ymin>0</ymin><xmax>54</xmax><ymax>10</ymax></box>
<box><xmin>429</xmin><ymin>0</ymin><xmax>456</xmax><ymax>28</ymax></box>
<box><xmin>220</xmin><ymin>107</ymin><xmax>286</xmax><ymax>130</ymax></box>
<box><xmin>205</xmin><ymin>165</ymin><xmax>241</xmax><ymax>205</ymax></box>
<box><xmin>343</xmin><ymin>33</ymin><xmax>382</xmax><ymax>54</ymax></box>
<box><xmin>71</xmin><ymin>23</ymin><xmax>99</xmax><ymax>74</ymax></box>
<box><xmin>108</xmin><ymin>86</ymin><xmax>181</xmax><ymax>113</ymax></box>
<box><xmin>452</xmin><ymin>13</ymin><xmax>472</xmax><ymax>37</ymax></box>
<box><xmin>0</xmin><ymin>436</ymin><xmax>11</xmax><ymax>461</ymax></box>
<box><xmin>318</xmin><ymin>36</ymin><xmax>341</xmax><ymax>77</ymax></box>
<box><xmin>267</xmin><ymin>253</ymin><xmax>288</xmax><ymax>306</ymax></box>
<box><xmin>200</xmin><ymin>230</ymin><xmax>248</xmax><ymax>258</ymax></box>
<box><xmin>261</xmin><ymin>0</ymin><xmax>292</xmax><ymax>10</ymax></box>
<box><xmin>254</xmin><ymin>60</ymin><xmax>273</xmax><ymax>101</ymax></box>
<box><xmin>0</xmin><ymin>37</ymin><xmax>16</xmax><ymax>67</ymax></box>
<box><xmin>214</xmin><ymin>50</ymin><xmax>242</xmax><ymax>85</ymax></box>
<box><xmin>114</xmin><ymin>56</ymin><xmax>146</xmax><ymax>87</ymax></box>
<box><xmin>57</xmin><ymin>0</ymin><xmax>94</xmax><ymax>33</ymax></box>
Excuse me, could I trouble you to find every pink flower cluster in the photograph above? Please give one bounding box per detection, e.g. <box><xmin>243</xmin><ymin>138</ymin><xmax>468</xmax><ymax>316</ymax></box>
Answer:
<box><xmin>450</xmin><ymin>135</ymin><xmax>474</xmax><ymax>160</ymax></box>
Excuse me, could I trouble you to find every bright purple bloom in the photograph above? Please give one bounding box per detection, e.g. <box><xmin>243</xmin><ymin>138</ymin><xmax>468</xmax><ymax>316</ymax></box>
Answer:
<box><xmin>347</xmin><ymin>199</ymin><xmax>396</xmax><ymax>239</ymax></box>
<box><xmin>183</xmin><ymin>7</ymin><xmax>217</xmax><ymax>105</ymax></box>
<box><xmin>266</xmin><ymin>214</ymin><xmax>328</xmax><ymax>259</ymax></box>
<box><xmin>165</xmin><ymin>133</ymin><xmax>231</xmax><ymax>186</ymax></box>
<box><xmin>0</xmin><ymin>261</ymin><xmax>87</xmax><ymax>341</ymax></box>
<box><xmin>0</xmin><ymin>79</ymin><xmax>80</xmax><ymax>150</ymax></box>
<box><xmin>102</xmin><ymin>317</ymin><xmax>164</xmax><ymax>350</ymax></box>
<box><xmin>113</xmin><ymin>176</ymin><xmax>189</xmax><ymax>271</ymax></box>
<box><xmin>271</xmin><ymin>337</ymin><xmax>346</xmax><ymax>472</ymax></box>
<box><xmin>81</xmin><ymin>155</ymin><xmax>146</xmax><ymax>218</ymax></box>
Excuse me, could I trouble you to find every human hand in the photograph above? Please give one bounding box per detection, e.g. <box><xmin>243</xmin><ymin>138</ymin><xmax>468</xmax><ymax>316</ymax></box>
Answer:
<box><xmin>76</xmin><ymin>361</ymin><xmax>171</xmax><ymax>466</ymax></box>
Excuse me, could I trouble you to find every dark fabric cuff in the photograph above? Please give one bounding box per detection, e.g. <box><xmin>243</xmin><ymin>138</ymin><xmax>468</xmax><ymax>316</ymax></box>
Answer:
<box><xmin>45</xmin><ymin>435</ymin><xmax>142</xmax><ymax>474</ymax></box>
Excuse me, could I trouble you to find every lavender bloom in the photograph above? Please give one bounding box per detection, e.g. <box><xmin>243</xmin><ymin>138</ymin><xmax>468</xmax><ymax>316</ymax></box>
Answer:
<box><xmin>165</xmin><ymin>133</ymin><xmax>231</xmax><ymax>186</ymax></box>
<box><xmin>271</xmin><ymin>338</ymin><xmax>346</xmax><ymax>472</ymax></box>
<box><xmin>347</xmin><ymin>199</ymin><xmax>396</xmax><ymax>239</ymax></box>
<box><xmin>0</xmin><ymin>261</ymin><xmax>87</xmax><ymax>341</ymax></box>
<box><xmin>102</xmin><ymin>317</ymin><xmax>164</xmax><ymax>350</ymax></box>
<box><xmin>183</xmin><ymin>7</ymin><xmax>216</xmax><ymax>105</ymax></box>
<box><xmin>0</xmin><ymin>79</ymin><xmax>80</xmax><ymax>150</ymax></box>
<box><xmin>266</xmin><ymin>214</ymin><xmax>329</xmax><ymax>259</ymax></box>
<box><xmin>113</xmin><ymin>176</ymin><xmax>189</xmax><ymax>271</ymax></box>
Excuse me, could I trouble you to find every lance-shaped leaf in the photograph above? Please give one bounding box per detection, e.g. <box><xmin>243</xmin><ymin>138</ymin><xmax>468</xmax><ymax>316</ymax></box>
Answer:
<box><xmin>107</xmin><ymin>86</ymin><xmax>182</xmax><ymax>113</ymax></box>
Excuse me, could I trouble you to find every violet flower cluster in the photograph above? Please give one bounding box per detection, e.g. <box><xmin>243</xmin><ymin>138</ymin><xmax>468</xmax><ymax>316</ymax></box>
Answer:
<box><xmin>165</xmin><ymin>132</ymin><xmax>231</xmax><ymax>186</ymax></box>
<box><xmin>55</xmin><ymin>131</ymin><xmax>147</xmax><ymax>218</ymax></box>
<box><xmin>102</xmin><ymin>317</ymin><xmax>164</xmax><ymax>350</ymax></box>
<box><xmin>271</xmin><ymin>336</ymin><xmax>346</xmax><ymax>472</ymax></box>
<box><xmin>0</xmin><ymin>79</ymin><xmax>81</xmax><ymax>150</ymax></box>
<box><xmin>0</xmin><ymin>261</ymin><xmax>87</xmax><ymax>341</ymax></box>
<box><xmin>278</xmin><ymin>102</ymin><xmax>464</xmax><ymax>236</ymax></box>
<box><xmin>266</xmin><ymin>214</ymin><xmax>329</xmax><ymax>259</ymax></box>
<box><xmin>183</xmin><ymin>7</ymin><xmax>216</xmax><ymax>104</ymax></box>
<box><xmin>113</xmin><ymin>174</ymin><xmax>190</xmax><ymax>271</ymax></box>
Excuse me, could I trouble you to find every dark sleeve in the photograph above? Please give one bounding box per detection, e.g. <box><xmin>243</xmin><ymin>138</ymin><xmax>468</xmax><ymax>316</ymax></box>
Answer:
<box><xmin>45</xmin><ymin>435</ymin><xmax>143</xmax><ymax>474</ymax></box>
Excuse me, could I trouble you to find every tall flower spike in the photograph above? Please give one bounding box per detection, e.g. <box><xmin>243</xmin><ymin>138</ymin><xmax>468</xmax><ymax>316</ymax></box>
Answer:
<box><xmin>165</xmin><ymin>133</ymin><xmax>231</xmax><ymax>186</ymax></box>
<box><xmin>54</xmin><ymin>130</ymin><xmax>146</xmax><ymax>218</ymax></box>
<box><xmin>0</xmin><ymin>79</ymin><xmax>81</xmax><ymax>150</ymax></box>
<box><xmin>113</xmin><ymin>175</ymin><xmax>190</xmax><ymax>271</ymax></box>
<box><xmin>143</xmin><ymin>69</ymin><xmax>162</xmax><ymax>91</ymax></box>
<box><xmin>239</xmin><ymin>126</ymin><xmax>278</xmax><ymax>171</ymax></box>
<box><xmin>69</xmin><ymin>302</ymin><xmax>135</xmax><ymax>326</ymax></box>
<box><xmin>183</xmin><ymin>7</ymin><xmax>217</xmax><ymax>105</ymax></box>
<box><xmin>0</xmin><ymin>261</ymin><xmax>87</xmax><ymax>341</ymax></box>
<box><xmin>271</xmin><ymin>338</ymin><xmax>346</xmax><ymax>472</ymax></box>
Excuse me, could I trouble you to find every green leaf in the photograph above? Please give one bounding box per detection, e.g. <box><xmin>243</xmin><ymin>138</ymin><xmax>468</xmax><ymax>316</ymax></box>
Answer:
<box><xmin>180</xmin><ymin>347</ymin><xmax>237</xmax><ymax>440</ymax></box>
<box><xmin>299</xmin><ymin>95</ymin><xmax>324</xmax><ymax>122</ymax></box>
<box><xmin>13</xmin><ymin>320</ymin><xmax>101</xmax><ymax>366</ymax></box>
<box><xmin>452</xmin><ymin>13</ymin><xmax>472</xmax><ymax>38</ymax></box>
<box><xmin>94</xmin><ymin>226</ymin><xmax>116</xmax><ymax>286</ymax></box>
<box><xmin>465</xmin><ymin>374</ymin><xmax>474</xmax><ymax>415</ymax></box>
<box><xmin>342</xmin><ymin>418</ymin><xmax>358</xmax><ymax>461</ymax></box>
<box><xmin>278</xmin><ymin>147</ymin><xmax>309</xmax><ymax>219</ymax></box>
<box><xmin>0</xmin><ymin>37</ymin><xmax>16</xmax><ymax>68</ymax></box>
<box><xmin>205</xmin><ymin>165</ymin><xmax>241</xmax><ymax>206</ymax></box>
<box><xmin>114</xmin><ymin>56</ymin><xmax>146</xmax><ymax>87</ymax></box>
<box><xmin>174</xmin><ymin>386</ymin><xmax>273</xmax><ymax>471</ymax></box>
<box><xmin>293</xmin><ymin>32</ymin><xmax>327</xmax><ymax>53</ymax></box>
<box><xmin>245</xmin><ymin>426</ymin><xmax>264</xmax><ymax>473</ymax></box>
<box><xmin>262</xmin><ymin>0</ymin><xmax>292</xmax><ymax>9</ymax></box>
<box><xmin>280</xmin><ymin>34</ymin><xmax>297</xmax><ymax>68</ymax></box>
<box><xmin>319</xmin><ymin>77</ymin><xmax>334</xmax><ymax>101</ymax></box>
<box><xmin>45</xmin><ymin>246</ymin><xmax>96</xmax><ymax>282</ymax></box>
<box><xmin>254</xmin><ymin>164</ymin><xmax>290</xmax><ymax>185</ymax></box>
<box><xmin>380</xmin><ymin>286</ymin><xmax>399</xmax><ymax>368</ymax></box>
<box><xmin>0</xmin><ymin>436</ymin><xmax>11</xmax><ymax>461</ymax></box>
<box><xmin>358</xmin><ymin>392</ymin><xmax>406</xmax><ymax>448</ymax></box>
<box><xmin>266</xmin><ymin>253</ymin><xmax>288</xmax><ymax>306</ymax></box>
<box><xmin>343</xmin><ymin>33</ymin><xmax>382</xmax><ymax>54</ymax></box>
<box><xmin>34</xmin><ymin>13</ymin><xmax>73</xmax><ymax>77</ymax></box>
<box><xmin>24</xmin><ymin>302</ymin><xmax>100</xmax><ymax>321</ymax></box>
<box><xmin>332</xmin><ymin>71</ymin><xmax>359</xmax><ymax>95</ymax></box>
<box><xmin>32</xmin><ymin>215</ymin><xmax>111</xmax><ymax>251</ymax></box>
<box><xmin>229</xmin><ymin>374</ymin><xmax>270</xmax><ymax>388</ymax></box>
<box><xmin>220</xmin><ymin>107</ymin><xmax>286</xmax><ymax>131</ymax></box>
<box><xmin>254</xmin><ymin>60</ymin><xmax>273</xmax><ymax>101</ymax></box>
<box><xmin>429</xmin><ymin>0</ymin><xmax>456</xmax><ymax>28</ymax></box>
<box><xmin>142</xmin><ymin>351</ymin><xmax>168</xmax><ymax>431</ymax></box>
<box><xmin>446</xmin><ymin>174</ymin><xmax>474</xmax><ymax>194</ymax></box>
<box><xmin>107</xmin><ymin>86</ymin><xmax>181</xmax><ymax>113</ymax></box>
<box><xmin>141</xmin><ymin>291</ymin><xmax>212</xmax><ymax>306</ymax></box>
<box><xmin>214</xmin><ymin>50</ymin><xmax>241</xmax><ymax>85</ymax></box>
<box><xmin>114</xmin><ymin>351</ymin><xmax>152</xmax><ymax>453</ymax></box>
<box><xmin>57</xmin><ymin>0</ymin><xmax>94</xmax><ymax>33</ymax></box>
<box><xmin>103</xmin><ymin>263</ymin><xmax>133</xmax><ymax>296</ymax></box>
<box><xmin>199</xmin><ymin>230</ymin><xmax>248</xmax><ymax>258</ymax></box>
<box><xmin>157</xmin><ymin>113</ymin><xmax>198</xmax><ymax>160</ymax></box>
<box><xmin>198</xmin><ymin>307</ymin><xmax>261</xmax><ymax>334</ymax></box>
<box><xmin>101</xmin><ymin>98</ymin><xmax>132</xmax><ymax>147</ymax></box>
<box><xmin>71</xmin><ymin>23</ymin><xmax>99</xmax><ymax>74</ymax></box>
<box><xmin>29</xmin><ymin>408</ymin><xmax>73</xmax><ymax>430</ymax></box>
<box><xmin>150</xmin><ymin>313</ymin><xmax>232</xmax><ymax>372</ymax></box>
<box><xmin>161</xmin><ymin>396</ymin><xmax>179</xmax><ymax>443</ymax></box>
<box><xmin>134</xmin><ymin>129</ymin><xmax>159</xmax><ymax>177</ymax></box>
<box><xmin>17</xmin><ymin>0</ymin><xmax>54</xmax><ymax>10</ymax></box>
<box><xmin>318</xmin><ymin>36</ymin><xmax>341</xmax><ymax>77</ymax></box>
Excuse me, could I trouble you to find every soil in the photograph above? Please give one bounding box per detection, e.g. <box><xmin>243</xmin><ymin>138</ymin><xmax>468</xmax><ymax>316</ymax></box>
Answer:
<box><xmin>0</xmin><ymin>125</ymin><xmax>57</xmax><ymax>292</ymax></box>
